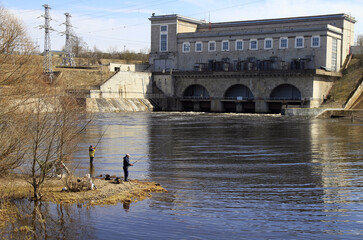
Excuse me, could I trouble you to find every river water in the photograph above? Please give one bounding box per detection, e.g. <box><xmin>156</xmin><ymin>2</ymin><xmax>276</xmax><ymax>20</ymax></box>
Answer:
<box><xmin>10</xmin><ymin>112</ymin><xmax>363</xmax><ymax>239</ymax></box>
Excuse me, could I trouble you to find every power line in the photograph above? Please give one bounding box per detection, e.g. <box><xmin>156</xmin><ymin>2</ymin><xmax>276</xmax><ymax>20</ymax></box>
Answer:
<box><xmin>74</xmin><ymin>0</ymin><xmax>176</xmax><ymax>20</ymax></box>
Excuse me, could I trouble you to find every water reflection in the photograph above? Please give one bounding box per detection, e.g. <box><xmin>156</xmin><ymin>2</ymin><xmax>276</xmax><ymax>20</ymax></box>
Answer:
<box><xmin>5</xmin><ymin>200</ymin><xmax>95</xmax><ymax>239</ymax></box>
<box><xmin>145</xmin><ymin>113</ymin><xmax>362</xmax><ymax>237</ymax></box>
<box><xmin>5</xmin><ymin>113</ymin><xmax>362</xmax><ymax>239</ymax></box>
<box><xmin>310</xmin><ymin>119</ymin><xmax>363</xmax><ymax>212</ymax></box>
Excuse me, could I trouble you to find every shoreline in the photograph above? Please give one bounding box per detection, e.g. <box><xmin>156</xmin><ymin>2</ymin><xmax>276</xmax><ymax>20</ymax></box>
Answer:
<box><xmin>0</xmin><ymin>175</ymin><xmax>167</xmax><ymax>205</ymax></box>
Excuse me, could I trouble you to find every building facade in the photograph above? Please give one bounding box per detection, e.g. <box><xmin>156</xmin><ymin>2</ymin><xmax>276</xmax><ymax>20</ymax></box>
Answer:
<box><xmin>149</xmin><ymin>13</ymin><xmax>356</xmax><ymax>113</ymax></box>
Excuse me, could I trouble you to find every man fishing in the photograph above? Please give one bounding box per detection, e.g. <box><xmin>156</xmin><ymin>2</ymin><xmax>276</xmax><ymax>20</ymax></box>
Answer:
<box><xmin>89</xmin><ymin>145</ymin><xmax>96</xmax><ymax>164</ymax></box>
<box><xmin>123</xmin><ymin>154</ymin><xmax>133</xmax><ymax>182</ymax></box>
<box><xmin>89</xmin><ymin>126</ymin><xmax>109</xmax><ymax>165</ymax></box>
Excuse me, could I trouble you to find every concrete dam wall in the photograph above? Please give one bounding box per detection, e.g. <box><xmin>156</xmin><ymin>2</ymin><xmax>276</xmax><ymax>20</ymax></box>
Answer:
<box><xmin>86</xmin><ymin>98</ymin><xmax>154</xmax><ymax>112</ymax></box>
<box><xmin>85</xmin><ymin>70</ymin><xmax>154</xmax><ymax>112</ymax></box>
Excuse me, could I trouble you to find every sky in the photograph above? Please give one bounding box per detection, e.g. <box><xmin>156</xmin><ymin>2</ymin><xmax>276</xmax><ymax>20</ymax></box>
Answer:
<box><xmin>1</xmin><ymin>0</ymin><xmax>363</xmax><ymax>53</ymax></box>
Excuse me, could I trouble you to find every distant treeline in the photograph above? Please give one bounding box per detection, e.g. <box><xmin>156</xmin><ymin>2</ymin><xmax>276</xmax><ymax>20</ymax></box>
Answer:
<box><xmin>76</xmin><ymin>50</ymin><xmax>149</xmax><ymax>64</ymax></box>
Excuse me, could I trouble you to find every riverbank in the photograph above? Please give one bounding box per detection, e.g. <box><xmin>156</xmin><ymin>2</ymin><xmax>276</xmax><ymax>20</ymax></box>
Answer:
<box><xmin>0</xmin><ymin>175</ymin><xmax>167</xmax><ymax>205</ymax></box>
<box><xmin>0</xmin><ymin>175</ymin><xmax>167</xmax><ymax>229</ymax></box>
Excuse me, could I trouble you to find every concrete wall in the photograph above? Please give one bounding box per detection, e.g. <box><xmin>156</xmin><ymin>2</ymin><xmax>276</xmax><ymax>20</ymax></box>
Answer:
<box><xmin>90</xmin><ymin>71</ymin><xmax>152</xmax><ymax>99</ymax></box>
<box><xmin>86</xmin><ymin>98</ymin><xmax>153</xmax><ymax>112</ymax></box>
<box><xmin>344</xmin><ymin>80</ymin><xmax>363</xmax><ymax>109</ymax></box>
<box><xmin>173</xmin><ymin>74</ymin><xmax>320</xmax><ymax>100</ymax></box>
<box><xmin>283</xmin><ymin>108</ymin><xmax>326</xmax><ymax>116</ymax></box>
<box><xmin>351</xmin><ymin>46</ymin><xmax>363</xmax><ymax>55</ymax></box>
<box><xmin>312</xmin><ymin>76</ymin><xmax>335</xmax><ymax>107</ymax></box>
<box><xmin>153</xmin><ymin>74</ymin><xmax>174</xmax><ymax>97</ymax></box>
<box><xmin>152</xmin><ymin>71</ymin><xmax>337</xmax><ymax>112</ymax></box>
<box><xmin>108</xmin><ymin>63</ymin><xmax>150</xmax><ymax>72</ymax></box>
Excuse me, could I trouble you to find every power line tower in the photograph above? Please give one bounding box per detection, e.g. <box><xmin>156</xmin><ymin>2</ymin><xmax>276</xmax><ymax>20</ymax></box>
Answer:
<box><xmin>39</xmin><ymin>4</ymin><xmax>54</xmax><ymax>81</ymax></box>
<box><xmin>61</xmin><ymin>13</ymin><xmax>75</xmax><ymax>66</ymax></box>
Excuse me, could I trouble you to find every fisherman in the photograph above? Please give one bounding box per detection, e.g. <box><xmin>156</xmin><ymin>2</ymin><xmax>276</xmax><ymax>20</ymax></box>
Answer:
<box><xmin>89</xmin><ymin>145</ymin><xmax>96</xmax><ymax>164</ymax></box>
<box><xmin>123</xmin><ymin>154</ymin><xmax>133</xmax><ymax>182</ymax></box>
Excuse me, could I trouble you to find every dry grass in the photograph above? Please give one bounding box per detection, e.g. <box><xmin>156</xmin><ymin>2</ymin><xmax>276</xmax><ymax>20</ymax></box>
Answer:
<box><xmin>323</xmin><ymin>56</ymin><xmax>363</xmax><ymax>108</ymax></box>
<box><xmin>0</xmin><ymin>176</ymin><xmax>167</xmax><ymax>206</ymax></box>
<box><xmin>54</xmin><ymin>67</ymin><xmax>114</xmax><ymax>90</ymax></box>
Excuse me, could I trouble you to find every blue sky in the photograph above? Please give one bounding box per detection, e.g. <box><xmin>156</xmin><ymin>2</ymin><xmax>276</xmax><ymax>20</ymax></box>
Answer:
<box><xmin>1</xmin><ymin>0</ymin><xmax>363</xmax><ymax>52</ymax></box>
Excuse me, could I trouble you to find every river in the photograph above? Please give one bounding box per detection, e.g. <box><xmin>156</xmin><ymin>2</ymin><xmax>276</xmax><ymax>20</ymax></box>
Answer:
<box><xmin>9</xmin><ymin>112</ymin><xmax>363</xmax><ymax>239</ymax></box>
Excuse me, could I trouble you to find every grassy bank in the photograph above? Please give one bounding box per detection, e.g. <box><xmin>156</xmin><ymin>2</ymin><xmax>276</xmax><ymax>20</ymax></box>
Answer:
<box><xmin>0</xmin><ymin>175</ymin><xmax>167</xmax><ymax>231</ymax></box>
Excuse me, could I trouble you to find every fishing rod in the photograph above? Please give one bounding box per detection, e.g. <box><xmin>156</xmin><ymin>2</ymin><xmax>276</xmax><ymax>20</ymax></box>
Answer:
<box><xmin>132</xmin><ymin>153</ymin><xmax>150</xmax><ymax>164</ymax></box>
<box><xmin>130</xmin><ymin>139</ymin><xmax>171</xmax><ymax>164</ymax></box>
<box><xmin>94</xmin><ymin>125</ymin><xmax>109</xmax><ymax>148</ymax></box>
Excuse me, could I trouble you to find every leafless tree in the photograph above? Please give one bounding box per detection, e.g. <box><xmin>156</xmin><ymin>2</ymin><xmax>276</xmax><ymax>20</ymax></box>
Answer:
<box><xmin>21</xmin><ymin>87</ymin><xmax>89</xmax><ymax>200</ymax></box>
<box><xmin>0</xmin><ymin>6</ymin><xmax>90</xmax><ymax>200</ymax></box>
<box><xmin>0</xmin><ymin>6</ymin><xmax>42</xmax><ymax>175</ymax></box>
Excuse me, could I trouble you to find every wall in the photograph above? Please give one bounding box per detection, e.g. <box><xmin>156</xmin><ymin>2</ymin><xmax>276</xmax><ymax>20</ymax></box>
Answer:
<box><xmin>176</xmin><ymin>25</ymin><xmax>341</xmax><ymax>71</ymax></box>
<box><xmin>173</xmin><ymin>73</ymin><xmax>316</xmax><ymax>100</ymax></box>
<box><xmin>350</xmin><ymin>46</ymin><xmax>363</xmax><ymax>55</ymax></box>
<box><xmin>162</xmin><ymin>71</ymin><xmax>338</xmax><ymax>112</ymax></box>
<box><xmin>86</xmin><ymin>98</ymin><xmax>153</xmax><ymax>112</ymax></box>
<box><xmin>150</xmin><ymin>14</ymin><xmax>356</xmax><ymax>73</ymax></box>
<box><xmin>90</xmin><ymin>71</ymin><xmax>152</xmax><ymax>99</ymax></box>
<box><xmin>153</xmin><ymin>74</ymin><xmax>174</xmax><ymax>97</ymax></box>
<box><xmin>109</xmin><ymin>63</ymin><xmax>135</xmax><ymax>72</ymax></box>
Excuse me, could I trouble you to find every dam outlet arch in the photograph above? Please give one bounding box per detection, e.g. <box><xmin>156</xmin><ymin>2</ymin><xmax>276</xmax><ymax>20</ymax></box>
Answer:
<box><xmin>268</xmin><ymin>84</ymin><xmax>302</xmax><ymax>113</ymax></box>
<box><xmin>223</xmin><ymin>84</ymin><xmax>255</xmax><ymax>113</ymax></box>
<box><xmin>182</xmin><ymin>84</ymin><xmax>211</xmax><ymax>112</ymax></box>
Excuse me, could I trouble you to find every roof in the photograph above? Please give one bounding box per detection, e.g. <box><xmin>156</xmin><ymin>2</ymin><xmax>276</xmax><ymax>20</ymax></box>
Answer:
<box><xmin>149</xmin><ymin>14</ymin><xmax>206</xmax><ymax>25</ymax></box>
<box><xmin>150</xmin><ymin>13</ymin><xmax>356</xmax><ymax>28</ymax></box>
<box><xmin>199</xmin><ymin>13</ymin><xmax>356</xmax><ymax>29</ymax></box>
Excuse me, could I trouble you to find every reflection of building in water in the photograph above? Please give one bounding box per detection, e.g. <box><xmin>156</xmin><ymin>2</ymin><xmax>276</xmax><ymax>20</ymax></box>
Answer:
<box><xmin>309</xmin><ymin>120</ymin><xmax>359</xmax><ymax>207</ymax></box>
<box><xmin>147</xmin><ymin>114</ymin><xmax>325</xmax><ymax>208</ymax></box>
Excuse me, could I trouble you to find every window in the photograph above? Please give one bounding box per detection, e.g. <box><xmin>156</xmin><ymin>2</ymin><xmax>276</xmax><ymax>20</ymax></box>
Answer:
<box><xmin>208</xmin><ymin>41</ymin><xmax>216</xmax><ymax>52</ymax></box>
<box><xmin>295</xmin><ymin>36</ymin><xmax>304</xmax><ymax>48</ymax></box>
<box><xmin>235</xmin><ymin>40</ymin><xmax>243</xmax><ymax>51</ymax></box>
<box><xmin>160</xmin><ymin>25</ymin><xmax>168</xmax><ymax>52</ymax></box>
<box><xmin>280</xmin><ymin>37</ymin><xmax>288</xmax><ymax>49</ymax></box>
<box><xmin>160</xmin><ymin>25</ymin><xmax>167</xmax><ymax>32</ymax></box>
<box><xmin>250</xmin><ymin>39</ymin><xmax>258</xmax><ymax>50</ymax></box>
<box><xmin>160</xmin><ymin>34</ymin><xmax>167</xmax><ymax>52</ymax></box>
<box><xmin>331</xmin><ymin>38</ymin><xmax>337</xmax><ymax>71</ymax></box>
<box><xmin>182</xmin><ymin>42</ymin><xmax>190</xmax><ymax>53</ymax></box>
<box><xmin>311</xmin><ymin>35</ymin><xmax>320</xmax><ymax>47</ymax></box>
<box><xmin>264</xmin><ymin>38</ymin><xmax>273</xmax><ymax>49</ymax></box>
<box><xmin>195</xmin><ymin>42</ymin><xmax>203</xmax><ymax>52</ymax></box>
<box><xmin>222</xmin><ymin>40</ymin><xmax>229</xmax><ymax>51</ymax></box>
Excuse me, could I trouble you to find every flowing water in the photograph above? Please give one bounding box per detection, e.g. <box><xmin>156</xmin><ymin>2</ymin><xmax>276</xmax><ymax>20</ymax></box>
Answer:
<box><xmin>9</xmin><ymin>112</ymin><xmax>363</xmax><ymax>239</ymax></box>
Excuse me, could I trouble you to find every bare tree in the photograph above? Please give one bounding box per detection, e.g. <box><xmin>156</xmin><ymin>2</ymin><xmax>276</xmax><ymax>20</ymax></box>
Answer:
<box><xmin>0</xmin><ymin>6</ymin><xmax>38</xmax><ymax>85</ymax></box>
<box><xmin>0</xmin><ymin>6</ymin><xmax>90</xmax><ymax>199</ymax></box>
<box><xmin>21</xmin><ymin>87</ymin><xmax>89</xmax><ymax>200</ymax></box>
<box><xmin>0</xmin><ymin>6</ymin><xmax>42</xmax><ymax>175</ymax></box>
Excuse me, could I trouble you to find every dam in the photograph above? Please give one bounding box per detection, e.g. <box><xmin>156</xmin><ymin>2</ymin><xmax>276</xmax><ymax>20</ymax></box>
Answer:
<box><xmin>65</xmin><ymin>13</ymin><xmax>362</xmax><ymax>115</ymax></box>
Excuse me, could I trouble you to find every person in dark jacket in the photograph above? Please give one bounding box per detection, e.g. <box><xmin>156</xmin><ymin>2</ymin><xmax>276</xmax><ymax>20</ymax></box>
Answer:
<box><xmin>123</xmin><ymin>154</ymin><xmax>133</xmax><ymax>181</ymax></box>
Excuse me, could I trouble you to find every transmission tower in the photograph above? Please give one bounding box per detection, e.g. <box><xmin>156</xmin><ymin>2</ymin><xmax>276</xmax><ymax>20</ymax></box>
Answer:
<box><xmin>40</xmin><ymin>4</ymin><xmax>54</xmax><ymax>81</ymax></box>
<box><xmin>61</xmin><ymin>13</ymin><xmax>75</xmax><ymax>66</ymax></box>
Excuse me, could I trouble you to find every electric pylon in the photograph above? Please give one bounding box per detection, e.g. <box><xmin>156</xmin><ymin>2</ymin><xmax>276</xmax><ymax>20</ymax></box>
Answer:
<box><xmin>61</xmin><ymin>13</ymin><xmax>75</xmax><ymax>66</ymax></box>
<box><xmin>40</xmin><ymin>4</ymin><xmax>54</xmax><ymax>81</ymax></box>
